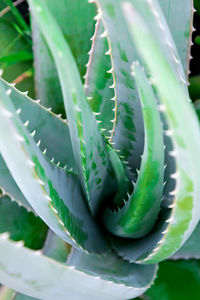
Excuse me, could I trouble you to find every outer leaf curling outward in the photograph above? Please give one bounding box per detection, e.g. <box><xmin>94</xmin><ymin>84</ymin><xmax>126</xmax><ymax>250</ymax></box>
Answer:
<box><xmin>0</xmin><ymin>236</ymin><xmax>157</xmax><ymax>300</ymax></box>
<box><xmin>103</xmin><ymin>62</ymin><xmax>164</xmax><ymax>239</ymax></box>
<box><xmin>0</xmin><ymin>80</ymin><xmax>109</xmax><ymax>254</ymax></box>
<box><xmin>29</xmin><ymin>0</ymin><xmax>116</xmax><ymax>215</ymax></box>
<box><xmin>88</xmin><ymin>0</ymin><xmax>144</xmax><ymax>182</ymax></box>
<box><xmin>114</xmin><ymin>0</ymin><xmax>200</xmax><ymax>263</ymax></box>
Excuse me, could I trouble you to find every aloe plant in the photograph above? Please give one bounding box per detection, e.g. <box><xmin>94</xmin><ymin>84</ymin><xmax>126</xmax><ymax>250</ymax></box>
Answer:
<box><xmin>0</xmin><ymin>0</ymin><xmax>199</xmax><ymax>299</ymax></box>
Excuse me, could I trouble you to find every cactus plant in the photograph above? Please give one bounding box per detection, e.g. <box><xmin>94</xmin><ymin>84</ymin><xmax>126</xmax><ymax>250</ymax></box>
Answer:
<box><xmin>0</xmin><ymin>0</ymin><xmax>199</xmax><ymax>299</ymax></box>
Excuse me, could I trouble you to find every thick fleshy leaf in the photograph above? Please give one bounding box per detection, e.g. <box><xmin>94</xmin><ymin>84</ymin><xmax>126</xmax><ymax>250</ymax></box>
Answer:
<box><xmin>158</xmin><ymin>0</ymin><xmax>194</xmax><ymax>78</ymax></box>
<box><xmin>32</xmin><ymin>0</ymin><xmax>96</xmax><ymax>115</ymax></box>
<box><xmin>90</xmin><ymin>0</ymin><xmax>144</xmax><ymax>181</ymax></box>
<box><xmin>103</xmin><ymin>62</ymin><xmax>164</xmax><ymax>238</ymax></box>
<box><xmin>130</xmin><ymin>0</ymin><xmax>188</xmax><ymax>92</ymax></box>
<box><xmin>0</xmin><ymin>195</ymin><xmax>47</xmax><ymax>250</ymax></box>
<box><xmin>0</xmin><ymin>80</ymin><xmax>108</xmax><ymax>253</ymax></box>
<box><xmin>29</xmin><ymin>0</ymin><xmax>115</xmax><ymax>214</ymax></box>
<box><xmin>0</xmin><ymin>155</ymin><xmax>32</xmax><ymax>211</ymax></box>
<box><xmin>0</xmin><ymin>77</ymin><xmax>76</xmax><ymax>211</ymax></box>
<box><xmin>119</xmin><ymin>0</ymin><xmax>200</xmax><ymax>263</ymax></box>
<box><xmin>68</xmin><ymin>249</ymin><xmax>157</xmax><ymax>296</ymax></box>
<box><xmin>146</xmin><ymin>260</ymin><xmax>200</xmax><ymax>300</ymax></box>
<box><xmin>0</xmin><ymin>236</ymin><xmax>156</xmax><ymax>300</ymax></box>
<box><xmin>84</xmin><ymin>19</ymin><xmax>116</xmax><ymax>139</ymax></box>
<box><xmin>0</xmin><ymin>78</ymin><xmax>76</xmax><ymax>170</ymax></box>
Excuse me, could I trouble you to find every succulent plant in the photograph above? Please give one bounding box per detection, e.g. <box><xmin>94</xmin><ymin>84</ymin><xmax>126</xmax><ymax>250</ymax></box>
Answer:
<box><xmin>0</xmin><ymin>0</ymin><xmax>199</xmax><ymax>299</ymax></box>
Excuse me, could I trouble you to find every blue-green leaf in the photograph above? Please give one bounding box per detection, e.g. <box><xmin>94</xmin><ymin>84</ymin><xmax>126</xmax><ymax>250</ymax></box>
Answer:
<box><xmin>0</xmin><ymin>236</ymin><xmax>156</xmax><ymax>300</ymax></box>
<box><xmin>29</xmin><ymin>0</ymin><xmax>115</xmax><ymax>214</ymax></box>
<box><xmin>0</xmin><ymin>79</ymin><xmax>108</xmax><ymax>254</ymax></box>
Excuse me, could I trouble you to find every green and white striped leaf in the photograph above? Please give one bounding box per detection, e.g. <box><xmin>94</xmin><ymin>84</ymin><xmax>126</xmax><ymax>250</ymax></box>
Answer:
<box><xmin>0</xmin><ymin>235</ymin><xmax>157</xmax><ymax>300</ymax></box>
<box><xmin>103</xmin><ymin>62</ymin><xmax>164</xmax><ymax>238</ymax></box>
<box><xmin>29</xmin><ymin>0</ymin><xmax>114</xmax><ymax>215</ymax></box>
<box><xmin>120</xmin><ymin>0</ymin><xmax>200</xmax><ymax>263</ymax></box>
<box><xmin>0</xmin><ymin>79</ymin><xmax>108</xmax><ymax>253</ymax></box>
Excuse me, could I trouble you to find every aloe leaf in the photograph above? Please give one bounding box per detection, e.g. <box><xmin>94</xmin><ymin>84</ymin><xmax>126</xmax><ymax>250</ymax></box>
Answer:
<box><xmin>0</xmin><ymin>234</ymin><xmax>157</xmax><ymax>300</ymax></box>
<box><xmin>29</xmin><ymin>0</ymin><xmax>114</xmax><ymax>215</ymax></box>
<box><xmin>158</xmin><ymin>0</ymin><xmax>194</xmax><ymax>78</ymax></box>
<box><xmin>68</xmin><ymin>249</ymin><xmax>157</xmax><ymax>296</ymax></box>
<box><xmin>0</xmin><ymin>78</ymin><xmax>76</xmax><ymax>170</ymax></box>
<box><xmin>84</xmin><ymin>19</ymin><xmax>116</xmax><ymax>139</ymax></box>
<box><xmin>31</xmin><ymin>0</ymin><xmax>96</xmax><ymax>115</ymax></box>
<box><xmin>146</xmin><ymin>260</ymin><xmax>200</xmax><ymax>300</ymax></box>
<box><xmin>0</xmin><ymin>80</ymin><xmax>108</xmax><ymax>253</ymax></box>
<box><xmin>103</xmin><ymin>62</ymin><xmax>164</xmax><ymax>238</ymax></box>
<box><xmin>0</xmin><ymin>195</ymin><xmax>47</xmax><ymax>250</ymax></box>
<box><xmin>106</xmin><ymin>145</ymin><xmax>131</xmax><ymax>207</ymax></box>
<box><xmin>170</xmin><ymin>222</ymin><xmax>200</xmax><ymax>259</ymax></box>
<box><xmin>120</xmin><ymin>0</ymin><xmax>200</xmax><ymax>263</ymax></box>
<box><xmin>0</xmin><ymin>76</ymin><xmax>76</xmax><ymax>210</ymax></box>
<box><xmin>123</xmin><ymin>0</ymin><xmax>188</xmax><ymax>94</ymax></box>
<box><xmin>89</xmin><ymin>0</ymin><xmax>144</xmax><ymax>181</ymax></box>
<box><xmin>0</xmin><ymin>155</ymin><xmax>32</xmax><ymax>211</ymax></box>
